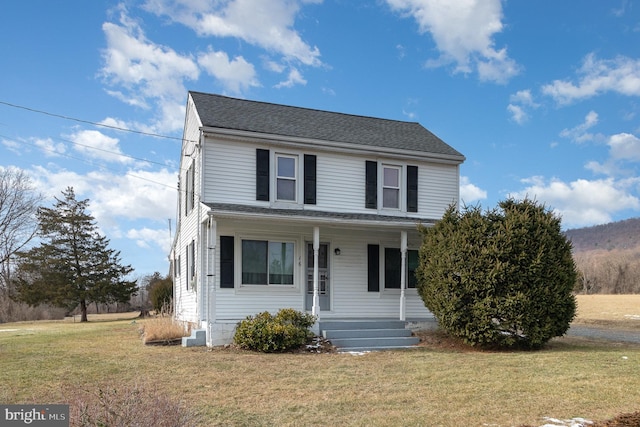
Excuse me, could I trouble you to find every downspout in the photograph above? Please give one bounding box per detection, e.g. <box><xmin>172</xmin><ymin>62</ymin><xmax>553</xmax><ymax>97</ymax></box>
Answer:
<box><xmin>400</xmin><ymin>230</ymin><xmax>407</xmax><ymax>321</ymax></box>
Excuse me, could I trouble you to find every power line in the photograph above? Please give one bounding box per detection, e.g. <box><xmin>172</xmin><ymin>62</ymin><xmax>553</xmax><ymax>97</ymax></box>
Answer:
<box><xmin>2</xmin><ymin>135</ymin><xmax>179</xmax><ymax>192</ymax></box>
<box><xmin>0</xmin><ymin>132</ymin><xmax>172</xmax><ymax>169</ymax></box>
<box><xmin>0</xmin><ymin>99</ymin><xmax>195</xmax><ymax>143</ymax></box>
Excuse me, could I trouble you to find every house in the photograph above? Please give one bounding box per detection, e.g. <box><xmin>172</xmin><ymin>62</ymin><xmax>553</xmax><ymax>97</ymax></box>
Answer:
<box><xmin>171</xmin><ymin>91</ymin><xmax>465</xmax><ymax>347</ymax></box>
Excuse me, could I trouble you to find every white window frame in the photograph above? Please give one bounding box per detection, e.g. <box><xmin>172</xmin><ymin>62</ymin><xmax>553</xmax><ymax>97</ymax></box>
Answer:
<box><xmin>380</xmin><ymin>164</ymin><xmax>403</xmax><ymax>210</ymax></box>
<box><xmin>186</xmin><ymin>241</ymin><xmax>195</xmax><ymax>290</ymax></box>
<box><xmin>185</xmin><ymin>162</ymin><xmax>195</xmax><ymax>215</ymax></box>
<box><xmin>275</xmin><ymin>154</ymin><xmax>298</xmax><ymax>203</ymax></box>
<box><xmin>239</xmin><ymin>238</ymin><xmax>297</xmax><ymax>287</ymax></box>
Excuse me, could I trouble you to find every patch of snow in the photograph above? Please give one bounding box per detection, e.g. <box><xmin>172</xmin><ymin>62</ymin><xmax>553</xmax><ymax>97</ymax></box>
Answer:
<box><xmin>0</xmin><ymin>329</ymin><xmax>19</xmax><ymax>332</ymax></box>
<box><xmin>540</xmin><ymin>416</ymin><xmax>593</xmax><ymax>426</ymax></box>
<box><xmin>623</xmin><ymin>314</ymin><xmax>640</xmax><ymax>320</ymax></box>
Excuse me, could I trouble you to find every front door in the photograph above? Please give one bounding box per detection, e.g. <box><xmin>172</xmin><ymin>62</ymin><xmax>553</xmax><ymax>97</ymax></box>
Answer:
<box><xmin>305</xmin><ymin>243</ymin><xmax>330</xmax><ymax>311</ymax></box>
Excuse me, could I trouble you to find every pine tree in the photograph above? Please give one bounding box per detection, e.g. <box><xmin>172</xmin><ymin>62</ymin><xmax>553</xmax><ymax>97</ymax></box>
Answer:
<box><xmin>13</xmin><ymin>187</ymin><xmax>136</xmax><ymax>321</ymax></box>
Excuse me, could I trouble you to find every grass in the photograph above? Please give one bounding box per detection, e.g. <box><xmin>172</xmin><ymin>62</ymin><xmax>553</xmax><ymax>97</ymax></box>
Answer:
<box><xmin>0</xmin><ymin>296</ymin><xmax>639</xmax><ymax>426</ymax></box>
<box><xmin>573</xmin><ymin>294</ymin><xmax>640</xmax><ymax>330</ymax></box>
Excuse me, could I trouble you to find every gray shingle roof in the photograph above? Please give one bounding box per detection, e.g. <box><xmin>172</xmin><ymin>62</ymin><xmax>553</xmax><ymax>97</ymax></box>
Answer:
<box><xmin>190</xmin><ymin>91</ymin><xmax>464</xmax><ymax>160</ymax></box>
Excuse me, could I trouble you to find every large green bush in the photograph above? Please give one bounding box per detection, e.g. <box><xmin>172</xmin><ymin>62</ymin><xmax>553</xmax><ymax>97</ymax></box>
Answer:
<box><xmin>417</xmin><ymin>199</ymin><xmax>577</xmax><ymax>349</ymax></box>
<box><xmin>234</xmin><ymin>308</ymin><xmax>316</xmax><ymax>352</ymax></box>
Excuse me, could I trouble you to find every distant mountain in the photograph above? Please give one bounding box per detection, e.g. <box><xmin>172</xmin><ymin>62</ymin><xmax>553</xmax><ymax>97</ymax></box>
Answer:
<box><xmin>564</xmin><ymin>218</ymin><xmax>640</xmax><ymax>252</ymax></box>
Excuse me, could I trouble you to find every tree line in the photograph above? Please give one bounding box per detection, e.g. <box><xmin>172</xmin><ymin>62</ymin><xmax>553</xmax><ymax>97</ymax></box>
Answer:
<box><xmin>573</xmin><ymin>248</ymin><xmax>640</xmax><ymax>294</ymax></box>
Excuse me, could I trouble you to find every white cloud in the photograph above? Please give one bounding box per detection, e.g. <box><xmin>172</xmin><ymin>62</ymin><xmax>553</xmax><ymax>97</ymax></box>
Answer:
<box><xmin>559</xmin><ymin>110</ymin><xmax>602</xmax><ymax>143</ymax></box>
<box><xmin>510</xmin><ymin>89</ymin><xmax>537</xmax><ymax>106</ymax></box>
<box><xmin>460</xmin><ymin>176</ymin><xmax>487</xmax><ymax>203</ymax></box>
<box><xmin>608</xmin><ymin>132</ymin><xmax>640</xmax><ymax>161</ymax></box>
<box><xmin>100</xmin><ymin>4</ymin><xmax>200</xmax><ymax>133</ymax></box>
<box><xmin>198</xmin><ymin>49</ymin><xmax>260</xmax><ymax>94</ymax></box>
<box><xmin>542</xmin><ymin>54</ymin><xmax>640</xmax><ymax>104</ymax></box>
<box><xmin>29</xmin><ymin>165</ymin><xmax>177</xmax><ymax>229</ymax></box>
<box><xmin>127</xmin><ymin>227</ymin><xmax>172</xmax><ymax>252</ymax></box>
<box><xmin>586</xmin><ymin>132</ymin><xmax>640</xmax><ymax>176</ymax></box>
<box><xmin>386</xmin><ymin>0</ymin><xmax>519</xmax><ymax>83</ymax></box>
<box><xmin>142</xmin><ymin>0</ymin><xmax>322</xmax><ymax>66</ymax></box>
<box><xmin>67</xmin><ymin>129</ymin><xmax>132</xmax><ymax>164</ymax></box>
<box><xmin>507</xmin><ymin>90</ymin><xmax>540</xmax><ymax>124</ymax></box>
<box><xmin>1</xmin><ymin>138</ymin><xmax>21</xmax><ymax>155</ymax></box>
<box><xmin>512</xmin><ymin>176</ymin><xmax>640</xmax><ymax>228</ymax></box>
<box><xmin>507</xmin><ymin>104</ymin><xmax>527</xmax><ymax>125</ymax></box>
<box><xmin>33</xmin><ymin>137</ymin><xmax>67</xmax><ymax>157</ymax></box>
<box><xmin>274</xmin><ymin>67</ymin><xmax>306</xmax><ymax>88</ymax></box>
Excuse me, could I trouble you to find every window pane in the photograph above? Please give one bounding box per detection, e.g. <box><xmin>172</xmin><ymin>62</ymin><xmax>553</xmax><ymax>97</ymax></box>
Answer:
<box><xmin>277</xmin><ymin>156</ymin><xmax>296</xmax><ymax>178</ymax></box>
<box><xmin>383</xmin><ymin>188</ymin><xmax>399</xmax><ymax>208</ymax></box>
<box><xmin>242</xmin><ymin>240</ymin><xmax>268</xmax><ymax>284</ymax></box>
<box><xmin>269</xmin><ymin>242</ymin><xmax>294</xmax><ymax>284</ymax></box>
<box><xmin>408</xmin><ymin>250</ymin><xmax>419</xmax><ymax>288</ymax></box>
<box><xmin>277</xmin><ymin>178</ymin><xmax>296</xmax><ymax>201</ymax></box>
<box><xmin>383</xmin><ymin>167</ymin><xmax>399</xmax><ymax>187</ymax></box>
<box><xmin>384</xmin><ymin>248</ymin><xmax>401</xmax><ymax>288</ymax></box>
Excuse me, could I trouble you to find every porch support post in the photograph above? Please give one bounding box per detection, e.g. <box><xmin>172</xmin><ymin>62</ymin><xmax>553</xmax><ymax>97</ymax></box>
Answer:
<box><xmin>312</xmin><ymin>226</ymin><xmax>320</xmax><ymax>317</ymax></box>
<box><xmin>399</xmin><ymin>230</ymin><xmax>407</xmax><ymax>321</ymax></box>
<box><xmin>207</xmin><ymin>217</ymin><xmax>217</xmax><ymax>327</ymax></box>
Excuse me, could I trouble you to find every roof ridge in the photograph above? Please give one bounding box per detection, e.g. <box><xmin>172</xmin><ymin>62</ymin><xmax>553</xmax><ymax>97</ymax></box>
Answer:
<box><xmin>188</xmin><ymin>91</ymin><xmax>421</xmax><ymax>126</ymax></box>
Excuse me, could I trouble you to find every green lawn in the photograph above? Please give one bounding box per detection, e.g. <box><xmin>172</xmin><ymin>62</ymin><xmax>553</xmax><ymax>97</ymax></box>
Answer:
<box><xmin>1</xmin><ymin>307</ymin><xmax>639</xmax><ymax>426</ymax></box>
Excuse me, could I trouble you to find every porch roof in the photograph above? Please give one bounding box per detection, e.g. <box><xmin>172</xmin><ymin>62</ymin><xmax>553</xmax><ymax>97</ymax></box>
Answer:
<box><xmin>204</xmin><ymin>203</ymin><xmax>436</xmax><ymax>229</ymax></box>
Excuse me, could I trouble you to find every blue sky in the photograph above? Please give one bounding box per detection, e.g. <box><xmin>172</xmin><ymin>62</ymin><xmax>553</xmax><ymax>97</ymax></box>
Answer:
<box><xmin>1</xmin><ymin>0</ymin><xmax>639</xmax><ymax>277</ymax></box>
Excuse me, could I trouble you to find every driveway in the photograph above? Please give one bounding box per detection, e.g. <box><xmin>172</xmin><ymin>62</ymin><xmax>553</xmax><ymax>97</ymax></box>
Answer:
<box><xmin>567</xmin><ymin>325</ymin><xmax>640</xmax><ymax>344</ymax></box>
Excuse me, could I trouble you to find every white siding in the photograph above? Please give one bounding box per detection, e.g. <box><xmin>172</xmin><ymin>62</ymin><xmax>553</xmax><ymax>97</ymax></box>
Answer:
<box><xmin>201</xmin><ymin>137</ymin><xmax>459</xmax><ymax>221</ymax></box>
<box><xmin>210</xmin><ymin>220</ymin><xmax>431</xmax><ymax>321</ymax></box>
<box><xmin>203</xmin><ymin>139</ymin><xmax>256</xmax><ymax>204</ymax></box>
<box><xmin>174</xmin><ymin>96</ymin><xmax>204</xmax><ymax>324</ymax></box>
<box><xmin>419</xmin><ymin>162</ymin><xmax>459</xmax><ymax>218</ymax></box>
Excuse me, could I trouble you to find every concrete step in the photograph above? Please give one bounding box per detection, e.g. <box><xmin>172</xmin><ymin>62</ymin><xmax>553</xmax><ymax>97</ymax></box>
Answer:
<box><xmin>323</xmin><ymin>328</ymin><xmax>413</xmax><ymax>339</ymax></box>
<box><xmin>340</xmin><ymin>345</ymin><xmax>419</xmax><ymax>353</ymax></box>
<box><xmin>319</xmin><ymin>320</ymin><xmax>406</xmax><ymax>331</ymax></box>
<box><xmin>182</xmin><ymin>329</ymin><xmax>206</xmax><ymax>347</ymax></box>
<box><xmin>329</xmin><ymin>336</ymin><xmax>420</xmax><ymax>350</ymax></box>
<box><xmin>319</xmin><ymin>319</ymin><xmax>420</xmax><ymax>352</ymax></box>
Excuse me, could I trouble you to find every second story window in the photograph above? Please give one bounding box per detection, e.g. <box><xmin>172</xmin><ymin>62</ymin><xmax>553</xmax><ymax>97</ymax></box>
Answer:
<box><xmin>276</xmin><ymin>154</ymin><xmax>297</xmax><ymax>202</ymax></box>
<box><xmin>382</xmin><ymin>165</ymin><xmax>401</xmax><ymax>209</ymax></box>
<box><xmin>365</xmin><ymin>161</ymin><xmax>418</xmax><ymax>212</ymax></box>
<box><xmin>185</xmin><ymin>162</ymin><xmax>195</xmax><ymax>215</ymax></box>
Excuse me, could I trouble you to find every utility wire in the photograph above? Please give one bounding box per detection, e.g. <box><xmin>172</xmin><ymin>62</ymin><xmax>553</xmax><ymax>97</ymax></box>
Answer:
<box><xmin>3</xmin><ymin>135</ymin><xmax>179</xmax><ymax>192</ymax></box>
<box><xmin>0</xmin><ymin>99</ymin><xmax>197</xmax><ymax>143</ymax></box>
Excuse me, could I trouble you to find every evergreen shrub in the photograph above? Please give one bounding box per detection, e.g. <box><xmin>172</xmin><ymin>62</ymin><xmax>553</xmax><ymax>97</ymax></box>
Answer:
<box><xmin>417</xmin><ymin>199</ymin><xmax>577</xmax><ymax>349</ymax></box>
<box><xmin>234</xmin><ymin>308</ymin><xmax>316</xmax><ymax>352</ymax></box>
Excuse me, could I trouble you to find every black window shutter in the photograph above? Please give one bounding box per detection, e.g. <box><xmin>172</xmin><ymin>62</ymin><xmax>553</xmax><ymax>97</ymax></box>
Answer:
<box><xmin>407</xmin><ymin>165</ymin><xmax>418</xmax><ymax>212</ymax></box>
<box><xmin>256</xmin><ymin>149</ymin><xmax>270</xmax><ymax>201</ymax></box>
<box><xmin>367</xmin><ymin>244</ymin><xmax>380</xmax><ymax>292</ymax></box>
<box><xmin>220</xmin><ymin>236</ymin><xmax>234</xmax><ymax>288</ymax></box>
<box><xmin>365</xmin><ymin>161</ymin><xmax>377</xmax><ymax>209</ymax></box>
<box><xmin>304</xmin><ymin>154</ymin><xmax>317</xmax><ymax>204</ymax></box>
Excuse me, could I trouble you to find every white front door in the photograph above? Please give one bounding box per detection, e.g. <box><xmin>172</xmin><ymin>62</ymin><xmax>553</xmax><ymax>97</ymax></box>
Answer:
<box><xmin>305</xmin><ymin>242</ymin><xmax>330</xmax><ymax>311</ymax></box>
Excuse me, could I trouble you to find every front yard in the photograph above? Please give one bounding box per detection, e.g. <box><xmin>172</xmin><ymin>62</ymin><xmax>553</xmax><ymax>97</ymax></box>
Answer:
<box><xmin>1</xmin><ymin>295</ymin><xmax>639</xmax><ymax>426</ymax></box>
